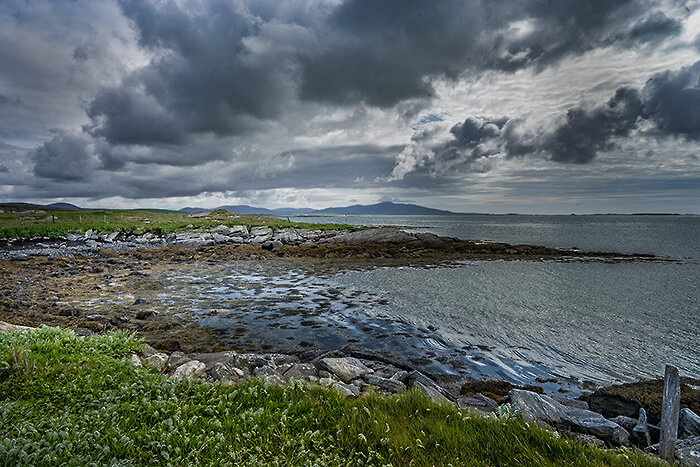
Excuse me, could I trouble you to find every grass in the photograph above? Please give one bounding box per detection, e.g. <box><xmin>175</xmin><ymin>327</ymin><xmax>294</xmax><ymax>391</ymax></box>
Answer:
<box><xmin>0</xmin><ymin>327</ymin><xmax>664</xmax><ymax>466</ymax></box>
<box><xmin>0</xmin><ymin>209</ymin><xmax>355</xmax><ymax>239</ymax></box>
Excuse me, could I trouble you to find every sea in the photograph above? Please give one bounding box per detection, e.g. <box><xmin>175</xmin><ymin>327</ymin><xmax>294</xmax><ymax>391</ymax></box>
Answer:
<box><xmin>138</xmin><ymin>214</ymin><xmax>699</xmax><ymax>393</ymax></box>
<box><xmin>282</xmin><ymin>214</ymin><xmax>700</xmax><ymax>390</ymax></box>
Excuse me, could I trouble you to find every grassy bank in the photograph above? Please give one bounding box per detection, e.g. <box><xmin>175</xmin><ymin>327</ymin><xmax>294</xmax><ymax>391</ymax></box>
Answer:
<box><xmin>0</xmin><ymin>209</ymin><xmax>353</xmax><ymax>239</ymax></box>
<box><xmin>0</xmin><ymin>327</ymin><xmax>663</xmax><ymax>466</ymax></box>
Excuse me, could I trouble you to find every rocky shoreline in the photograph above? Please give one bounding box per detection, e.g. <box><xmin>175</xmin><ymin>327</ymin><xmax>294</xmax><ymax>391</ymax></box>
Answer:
<box><xmin>2</xmin><ymin>320</ymin><xmax>699</xmax><ymax>464</ymax></box>
<box><xmin>0</xmin><ymin>224</ymin><xmax>664</xmax><ymax>262</ymax></box>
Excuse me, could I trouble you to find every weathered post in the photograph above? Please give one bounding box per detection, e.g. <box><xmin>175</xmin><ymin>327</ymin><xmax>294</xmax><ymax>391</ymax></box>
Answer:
<box><xmin>659</xmin><ymin>365</ymin><xmax>680</xmax><ymax>461</ymax></box>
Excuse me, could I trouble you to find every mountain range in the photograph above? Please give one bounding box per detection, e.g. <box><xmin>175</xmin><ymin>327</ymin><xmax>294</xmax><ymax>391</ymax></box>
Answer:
<box><xmin>179</xmin><ymin>202</ymin><xmax>454</xmax><ymax>216</ymax></box>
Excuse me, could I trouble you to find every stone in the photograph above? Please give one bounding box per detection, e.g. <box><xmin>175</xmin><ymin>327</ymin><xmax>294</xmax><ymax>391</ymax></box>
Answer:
<box><xmin>680</xmin><ymin>408</ymin><xmax>700</xmax><ymax>439</ymax></box>
<box><xmin>610</xmin><ymin>415</ymin><xmax>639</xmax><ymax>432</ymax></box>
<box><xmin>646</xmin><ymin>436</ymin><xmax>700</xmax><ymax>466</ymax></box>
<box><xmin>331</xmin><ymin>381</ymin><xmax>361</xmax><ymax>398</ymax></box>
<box><xmin>142</xmin><ymin>344</ymin><xmax>159</xmax><ymax>358</ymax></box>
<box><xmin>145</xmin><ymin>352</ymin><xmax>169</xmax><ymax>372</ymax></box>
<box><xmin>561</xmin><ymin>409</ymin><xmax>630</xmax><ymax>446</ymax></box>
<box><xmin>327</xmin><ymin>228</ymin><xmax>419</xmax><ymax>245</ymax></box>
<box><xmin>319</xmin><ymin>357</ymin><xmax>373</xmax><ymax>383</ymax></box>
<box><xmin>167</xmin><ymin>351</ymin><xmax>191</xmax><ymax>372</ymax></box>
<box><xmin>363</xmin><ymin>373</ymin><xmax>406</xmax><ymax>393</ymax></box>
<box><xmin>391</xmin><ymin>370</ymin><xmax>409</xmax><ymax>383</ymax></box>
<box><xmin>632</xmin><ymin>408</ymin><xmax>652</xmax><ymax>447</ymax></box>
<box><xmin>129</xmin><ymin>354</ymin><xmax>142</xmax><ymax>367</ymax></box>
<box><xmin>457</xmin><ymin>393</ymin><xmax>499</xmax><ymax>413</ymax></box>
<box><xmin>553</xmin><ymin>396</ymin><xmax>589</xmax><ymax>411</ymax></box>
<box><xmin>508</xmin><ymin>389</ymin><xmax>567</xmax><ymax>425</ymax></box>
<box><xmin>406</xmin><ymin>371</ymin><xmax>452</xmax><ymax>405</ymax></box>
<box><xmin>209</xmin><ymin>362</ymin><xmax>244</xmax><ymax>382</ymax></box>
<box><xmin>566</xmin><ymin>432</ymin><xmax>606</xmax><ymax>448</ymax></box>
<box><xmin>172</xmin><ymin>360</ymin><xmax>206</xmax><ymax>381</ymax></box>
<box><xmin>283</xmin><ymin>363</ymin><xmax>319</xmax><ymax>381</ymax></box>
<box><xmin>254</xmin><ymin>365</ymin><xmax>282</xmax><ymax>378</ymax></box>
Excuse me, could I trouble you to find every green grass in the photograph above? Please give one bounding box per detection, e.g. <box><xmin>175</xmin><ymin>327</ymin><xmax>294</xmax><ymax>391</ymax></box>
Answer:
<box><xmin>0</xmin><ymin>327</ymin><xmax>664</xmax><ymax>466</ymax></box>
<box><xmin>0</xmin><ymin>209</ymin><xmax>355</xmax><ymax>239</ymax></box>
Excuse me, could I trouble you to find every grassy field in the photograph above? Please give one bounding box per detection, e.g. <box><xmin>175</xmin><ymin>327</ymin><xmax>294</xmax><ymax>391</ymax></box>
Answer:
<box><xmin>0</xmin><ymin>327</ymin><xmax>664</xmax><ymax>466</ymax></box>
<box><xmin>0</xmin><ymin>209</ymin><xmax>353</xmax><ymax>239</ymax></box>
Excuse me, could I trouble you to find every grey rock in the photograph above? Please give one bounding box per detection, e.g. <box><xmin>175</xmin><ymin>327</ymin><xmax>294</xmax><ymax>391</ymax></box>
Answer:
<box><xmin>508</xmin><ymin>389</ymin><xmax>567</xmax><ymax>425</ymax></box>
<box><xmin>553</xmin><ymin>396</ymin><xmax>589</xmax><ymax>411</ymax></box>
<box><xmin>105</xmin><ymin>232</ymin><xmax>119</xmax><ymax>242</ymax></box>
<box><xmin>566</xmin><ymin>432</ymin><xmax>606</xmax><ymax>448</ymax></box>
<box><xmin>457</xmin><ymin>393</ymin><xmax>499</xmax><ymax>413</ymax></box>
<box><xmin>561</xmin><ymin>409</ymin><xmax>630</xmax><ymax>446</ymax></box>
<box><xmin>188</xmin><ymin>351</ymin><xmax>237</xmax><ymax>369</ymax></box>
<box><xmin>610</xmin><ymin>415</ymin><xmax>639</xmax><ymax>432</ymax></box>
<box><xmin>167</xmin><ymin>351</ymin><xmax>191</xmax><ymax>372</ymax></box>
<box><xmin>318</xmin><ymin>370</ymin><xmax>332</xmax><ymax>379</ymax></box>
<box><xmin>646</xmin><ymin>436</ymin><xmax>700</xmax><ymax>466</ymax></box>
<box><xmin>129</xmin><ymin>354</ymin><xmax>142</xmax><ymax>367</ymax></box>
<box><xmin>414</xmin><ymin>232</ymin><xmax>445</xmax><ymax>244</ymax></box>
<box><xmin>391</xmin><ymin>370</ymin><xmax>409</xmax><ymax>383</ymax></box>
<box><xmin>233</xmin><ymin>353</ymin><xmax>298</xmax><ymax>372</ymax></box>
<box><xmin>330</xmin><ymin>381</ymin><xmax>361</xmax><ymax>398</ymax></box>
<box><xmin>680</xmin><ymin>408</ymin><xmax>700</xmax><ymax>439</ymax></box>
<box><xmin>85</xmin><ymin>314</ymin><xmax>106</xmax><ymax>321</ymax></box>
<box><xmin>283</xmin><ymin>363</ymin><xmax>319</xmax><ymax>381</ymax></box>
<box><xmin>254</xmin><ymin>365</ymin><xmax>282</xmax><ymax>378</ymax></box>
<box><xmin>363</xmin><ymin>373</ymin><xmax>406</xmax><ymax>393</ymax></box>
<box><xmin>632</xmin><ymin>408</ymin><xmax>652</xmax><ymax>448</ymax></box>
<box><xmin>408</xmin><ymin>371</ymin><xmax>453</xmax><ymax>405</ymax></box>
<box><xmin>319</xmin><ymin>357</ymin><xmax>373</xmax><ymax>383</ymax></box>
<box><xmin>145</xmin><ymin>352</ymin><xmax>169</xmax><ymax>372</ymax></box>
<box><xmin>142</xmin><ymin>344</ymin><xmax>160</xmax><ymax>358</ymax></box>
<box><xmin>327</xmin><ymin>228</ymin><xmax>418</xmax><ymax>245</ymax></box>
<box><xmin>172</xmin><ymin>360</ymin><xmax>206</xmax><ymax>381</ymax></box>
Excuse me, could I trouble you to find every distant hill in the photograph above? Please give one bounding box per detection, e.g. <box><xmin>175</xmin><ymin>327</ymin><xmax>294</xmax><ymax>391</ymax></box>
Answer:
<box><xmin>312</xmin><ymin>202</ymin><xmax>454</xmax><ymax>215</ymax></box>
<box><xmin>180</xmin><ymin>205</ymin><xmax>315</xmax><ymax>215</ymax></box>
<box><xmin>48</xmin><ymin>202</ymin><xmax>82</xmax><ymax>211</ymax></box>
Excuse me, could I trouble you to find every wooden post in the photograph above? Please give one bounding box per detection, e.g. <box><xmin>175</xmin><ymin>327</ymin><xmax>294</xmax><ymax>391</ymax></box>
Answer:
<box><xmin>659</xmin><ymin>365</ymin><xmax>680</xmax><ymax>461</ymax></box>
<box><xmin>52</xmin><ymin>214</ymin><xmax>55</xmax><ymax>224</ymax></box>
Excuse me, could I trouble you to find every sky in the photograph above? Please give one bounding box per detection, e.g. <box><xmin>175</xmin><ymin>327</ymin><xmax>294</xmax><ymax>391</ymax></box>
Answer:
<box><xmin>1</xmin><ymin>0</ymin><xmax>699</xmax><ymax>214</ymax></box>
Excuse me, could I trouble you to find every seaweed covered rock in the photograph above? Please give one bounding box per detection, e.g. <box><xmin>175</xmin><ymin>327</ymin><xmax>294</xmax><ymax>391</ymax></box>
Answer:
<box><xmin>460</xmin><ymin>379</ymin><xmax>543</xmax><ymax>402</ymax></box>
<box><xmin>583</xmin><ymin>378</ymin><xmax>700</xmax><ymax>424</ymax></box>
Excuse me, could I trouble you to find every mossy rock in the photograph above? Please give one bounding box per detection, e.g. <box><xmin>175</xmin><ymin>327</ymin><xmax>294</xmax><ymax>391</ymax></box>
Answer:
<box><xmin>460</xmin><ymin>380</ymin><xmax>543</xmax><ymax>402</ymax></box>
<box><xmin>582</xmin><ymin>377</ymin><xmax>700</xmax><ymax>425</ymax></box>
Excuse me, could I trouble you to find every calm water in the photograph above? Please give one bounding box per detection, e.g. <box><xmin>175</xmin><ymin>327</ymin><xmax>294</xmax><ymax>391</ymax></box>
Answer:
<box><xmin>285</xmin><ymin>214</ymin><xmax>700</xmax><ymax>386</ymax></box>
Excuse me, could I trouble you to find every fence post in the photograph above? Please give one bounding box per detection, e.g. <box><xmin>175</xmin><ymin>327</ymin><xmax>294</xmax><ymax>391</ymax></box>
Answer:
<box><xmin>659</xmin><ymin>365</ymin><xmax>680</xmax><ymax>461</ymax></box>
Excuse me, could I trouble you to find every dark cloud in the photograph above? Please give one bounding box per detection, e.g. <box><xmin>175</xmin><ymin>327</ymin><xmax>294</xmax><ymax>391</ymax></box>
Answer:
<box><xmin>642</xmin><ymin>61</ymin><xmax>700</xmax><ymax>140</ymax></box>
<box><xmin>399</xmin><ymin>60</ymin><xmax>699</xmax><ymax>179</ymax></box>
<box><xmin>625</xmin><ymin>11</ymin><xmax>683</xmax><ymax>45</ymax></box>
<box><xmin>0</xmin><ymin>163</ymin><xmax>8</xmax><ymax>173</ymax></box>
<box><xmin>30</xmin><ymin>131</ymin><xmax>96</xmax><ymax>181</ymax></box>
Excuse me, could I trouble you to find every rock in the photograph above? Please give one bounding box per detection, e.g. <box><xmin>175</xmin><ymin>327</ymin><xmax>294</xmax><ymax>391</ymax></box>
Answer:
<box><xmin>172</xmin><ymin>360</ymin><xmax>206</xmax><ymax>381</ymax></box>
<box><xmin>327</xmin><ymin>228</ymin><xmax>419</xmax><ymax>245</ymax></box>
<box><xmin>647</xmin><ymin>436</ymin><xmax>700</xmax><ymax>466</ymax></box>
<box><xmin>408</xmin><ymin>371</ymin><xmax>453</xmax><ymax>405</ymax></box>
<box><xmin>283</xmin><ymin>363</ymin><xmax>318</xmax><ymax>381</ymax></box>
<box><xmin>261</xmin><ymin>240</ymin><xmax>284</xmax><ymax>250</ymax></box>
<box><xmin>145</xmin><ymin>352</ymin><xmax>169</xmax><ymax>372</ymax></box>
<box><xmin>331</xmin><ymin>381</ymin><xmax>361</xmax><ymax>398</ymax></box>
<box><xmin>553</xmin><ymin>396</ymin><xmax>589</xmax><ymax>411</ymax></box>
<box><xmin>135</xmin><ymin>310</ymin><xmax>156</xmax><ymax>320</ymax></box>
<box><xmin>457</xmin><ymin>393</ymin><xmax>499</xmax><ymax>413</ymax></box>
<box><xmin>105</xmin><ymin>232</ymin><xmax>119</xmax><ymax>242</ymax></box>
<box><xmin>167</xmin><ymin>351</ymin><xmax>191</xmax><ymax>372</ymax></box>
<box><xmin>129</xmin><ymin>354</ymin><xmax>142</xmax><ymax>367</ymax></box>
<box><xmin>85</xmin><ymin>314</ymin><xmax>106</xmax><ymax>321</ymax></box>
<box><xmin>676</xmin><ymin>436</ymin><xmax>700</xmax><ymax>466</ymax></box>
<box><xmin>414</xmin><ymin>232</ymin><xmax>445</xmax><ymax>244</ymax></box>
<box><xmin>254</xmin><ymin>365</ymin><xmax>282</xmax><ymax>379</ymax></box>
<box><xmin>508</xmin><ymin>389</ymin><xmax>567</xmax><ymax>425</ymax></box>
<box><xmin>142</xmin><ymin>344</ymin><xmax>159</xmax><ymax>358</ymax></box>
<box><xmin>233</xmin><ymin>353</ymin><xmax>299</xmax><ymax>373</ymax></box>
<box><xmin>680</xmin><ymin>408</ymin><xmax>700</xmax><ymax>439</ymax></box>
<box><xmin>460</xmin><ymin>380</ymin><xmax>543</xmax><ymax>402</ymax></box>
<box><xmin>610</xmin><ymin>415</ymin><xmax>639</xmax><ymax>432</ymax></box>
<box><xmin>561</xmin><ymin>409</ymin><xmax>629</xmax><ymax>446</ymax></box>
<box><xmin>583</xmin><ymin>378</ymin><xmax>700</xmax><ymax>425</ymax></box>
<box><xmin>363</xmin><ymin>373</ymin><xmax>406</xmax><ymax>393</ymax></box>
<box><xmin>566</xmin><ymin>432</ymin><xmax>606</xmax><ymax>448</ymax></box>
<box><xmin>632</xmin><ymin>408</ymin><xmax>652</xmax><ymax>447</ymax></box>
<box><xmin>319</xmin><ymin>357</ymin><xmax>373</xmax><ymax>383</ymax></box>
<box><xmin>208</xmin><ymin>362</ymin><xmax>244</xmax><ymax>382</ymax></box>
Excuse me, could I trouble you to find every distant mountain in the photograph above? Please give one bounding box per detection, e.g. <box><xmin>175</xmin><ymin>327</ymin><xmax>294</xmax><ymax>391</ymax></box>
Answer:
<box><xmin>48</xmin><ymin>202</ymin><xmax>82</xmax><ymax>211</ymax></box>
<box><xmin>312</xmin><ymin>202</ymin><xmax>454</xmax><ymax>215</ymax></box>
<box><xmin>180</xmin><ymin>205</ymin><xmax>277</xmax><ymax>215</ymax></box>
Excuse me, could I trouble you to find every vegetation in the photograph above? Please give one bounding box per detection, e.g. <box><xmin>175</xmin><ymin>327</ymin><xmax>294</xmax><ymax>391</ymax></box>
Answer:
<box><xmin>0</xmin><ymin>209</ymin><xmax>354</xmax><ymax>239</ymax></box>
<box><xmin>0</xmin><ymin>327</ymin><xmax>664</xmax><ymax>466</ymax></box>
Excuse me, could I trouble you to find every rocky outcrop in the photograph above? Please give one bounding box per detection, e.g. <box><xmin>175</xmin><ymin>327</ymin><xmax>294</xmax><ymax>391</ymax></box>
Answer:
<box><xmin>680</xmin><ymin>408</ymin><xmax>700</xmax><ymax>439</ymax></box>
<box><xmin>508</xmin><ymin>389</ymin><xmax>630</xmax><ymax>446</ymax></box>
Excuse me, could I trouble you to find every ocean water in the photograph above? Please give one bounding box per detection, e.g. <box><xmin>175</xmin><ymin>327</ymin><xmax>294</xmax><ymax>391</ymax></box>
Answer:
<box><xmin>281</xmin><ymin>214</ymin><xmax>700</xmax><ymax>387</ymax></box>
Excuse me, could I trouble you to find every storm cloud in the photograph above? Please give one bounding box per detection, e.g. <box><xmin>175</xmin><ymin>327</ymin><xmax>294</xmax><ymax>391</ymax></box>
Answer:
<box><xmin>1</xmin><ymin>0</ymin><xmax>698</xmax><ymax>212</ymax></box>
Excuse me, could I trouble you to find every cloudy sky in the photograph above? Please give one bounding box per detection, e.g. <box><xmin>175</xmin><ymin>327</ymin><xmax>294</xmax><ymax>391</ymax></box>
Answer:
<box><xmin>1</xmin><ymin>0</ymin><xmax>699</xmax><ymax>213</ymax></box>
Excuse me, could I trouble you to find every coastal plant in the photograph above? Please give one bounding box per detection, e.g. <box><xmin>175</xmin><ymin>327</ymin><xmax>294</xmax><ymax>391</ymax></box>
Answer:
<box><xmin>0</xmin><ymin>327</ymin><xmax>667</xmax><ymax>466</ymax></box>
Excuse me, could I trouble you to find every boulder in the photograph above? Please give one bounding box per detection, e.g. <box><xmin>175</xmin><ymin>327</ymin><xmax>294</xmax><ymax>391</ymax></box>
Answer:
<box><xmin>363</xmin><ymin>373</ymin><xmax>406</xmax><ymax>393</ymax></box>
<box><xmin>609</xmin><ymin>415</ymin><xmax>639</xmax><ymax>432</ymax></box>
<box><xmin>508</xmin><ymin>389</ymin><xmax>567</xmax><ymax>425</ymax></box>
<box><xmin>457</xmin><ymin>393</ymin><xmax>499</xmax><ymax>413</ymax></box>
<box><xmin>408</xmin><ymin>371</ymin><xmax>453</xmax><ymax>405</ymax></box>
<box><xmin>327</xmin><ymin>228</ymin><xmax>418</xmax><ymax>245</ymax></box>
<box><xmin>319</xmin><ymin>357</ymin><xmax>373</xmax><ymax>383</ymax></box>
<box><xmin>646</xmin><ymin>436</ymin><xmax>700</xmax><ymax>466</ymax></box>
<box><xmin>145</xmin><ymin>352</ymin><xmax>169</xmax><ymax>372</ymax></box>
<box><xmin>172</xmin><ymin>360</ymin><xmax>206</xmax><ymax>381</ymax></box>
<box><xmin>566</xmin><ymin>432</ymin><xmax>606</xmax><ymax>448</ymax></box>
<box><xmin>283</xmin><ymin>363</ymin><xmax>319</xmax><ymax>381</ymax></box>
<box><xmin>631</xmin><ymin>408</ymin><xmax>652</xmax><ymax>447</ymax></box>
<box><xmin>209</xmin><ymin>362</ymin><xmax>244</xmax><ymax>382</ymax></box>
<box><xmin>680</xmin><ymin>408</ymin><xmax>700</xmax><ymax>439</ymax></box>
<box><xmin>129</xmin><ymin>354</ymin><xmax>142</xmax><ymax>367</ymax></box>
<box><xmin>329</xmin><ymin>380</ymin><xmax>361</xmax><ymax>398</ymax></box>
<box><xmin>167</xmin><ymin>351</ymin><xmax>191</xmax><ymax>372</ymax></box>
<box><xmin>561</xmin><ymin>409</ymin><xmax>629</xmax><ymax>446</ymax></box>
